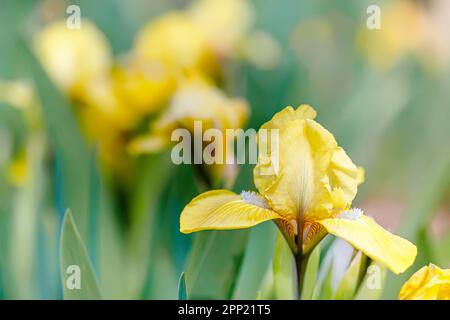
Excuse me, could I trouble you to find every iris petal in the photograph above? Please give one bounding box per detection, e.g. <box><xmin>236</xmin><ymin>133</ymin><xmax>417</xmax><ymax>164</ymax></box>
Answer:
<box><xmin>399</xmin><ymin>264</ymin><xmax>450</xmax><ymax>300</ymax></box>
<box><xmin>180</xmin><ymin>189</ymin><xmax>283</xmax><ymax>233</ymax></box>
<box><xmin>317</xmin><ymin>213</ymin><xmax>417</xmax><ymax>274</ymax></box>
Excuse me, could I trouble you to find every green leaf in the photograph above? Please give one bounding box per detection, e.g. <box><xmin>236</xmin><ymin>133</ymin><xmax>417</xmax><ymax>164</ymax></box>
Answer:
<box><xmin>7</xmin><ymin>134</ymin><xmax>45</xmax><ymax>299</ymax></box>
<box><xmin>433</xmin><ymin>233</ymin><xmax>450</xmax><ymax>267</ymax></box>
<box><xmin>126</xmin><ymin>153</ymin><xmax>172</xmax><ymax>298</ymax></box>
<box><xmin>178</xmin><ymin>272</ymin><xmax>187</xmax><ymax>300</ymax></box>
<box><xmin>24</xmin><ymin>42</ymin><xmax>91</xmax><ymax>239</ymax></box>
<box><xmin>272</xmin><ymin>231</ymin><xmax>295</xmax><ymax>299</ymax></box>
<box><xmin>316</xmin><ymin>263</ymin><xmax>334</xmax><ymax>300</ymax></box>
<box><xmin>301</xmin><ymin>244</ymin><xmax>320</xmax><ymax>300</ymax></box>
<box><xmin>60</xmin><ymin>210</ymin><xmax>101</xmax><ymax>300</ymax></box>
<box><xmin>334</xmin><ymin>252</ymin><xmax>365</xmax><ymax>300</ymax></box>
<box><xmin>185</xmin><ymin>230</ymin><xmax>249</xmax><ymax>299</ymax></box>
<box><xmin>354</xmin><ymin>261</ymin><xmax>387</xmax><ymax>300</ymax></box>
<box><xmin>232</xmin><ymin>222</ymin><xmax>277</xmax><ymax>299</ymax></box>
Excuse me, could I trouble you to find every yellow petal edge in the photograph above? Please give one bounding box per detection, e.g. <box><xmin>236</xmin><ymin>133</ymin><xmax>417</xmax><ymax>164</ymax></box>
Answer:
<box><xmin>318</xmin><ymin>214</ymin><xmax>417</xmax><ymax>274</ymax></box>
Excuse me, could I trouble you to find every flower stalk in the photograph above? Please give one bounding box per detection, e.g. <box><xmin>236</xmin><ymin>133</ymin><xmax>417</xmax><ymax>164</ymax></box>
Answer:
<box><xmin>295</xmin><ymin>214</ymin><xmax>308</xmax><ymax>300</ymax></box>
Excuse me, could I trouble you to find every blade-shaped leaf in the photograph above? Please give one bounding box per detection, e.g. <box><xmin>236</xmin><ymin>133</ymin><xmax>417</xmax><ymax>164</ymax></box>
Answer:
<box><xmin>178</xmin><ymin>272</ymin><xmax>187</xmax><ymax>300</ymax></box>
<box><xmin>60</xmin><ymin>210</ymin><xmax>101</xmax><ymax>300</ymax></box>
<box><xmin>334</xmin><ymin>251</ymin><xmax>365</xmax><ymax>300</ymax></box>
<box><xmin>301</xmin><ymin>244</ymin><xmax>320</xmax><ymax>300</ymax></box>
<box><xmin>185</xmin><ymin>230</ymin><xmax>249</xmax><ymax>299</ymax></box>
<box><xmin>232</xmin><ymin>222</ymin><xmax>277</xmax><ymax>299</ymax></box>
<box><xmin>354</xmin><ymin>261</ymin><xmax>387</xmax><ymax>300</ymax></box>
<box><xmin>272</xmin><ymin>231</ymin><xmax>295</xmax><ymax>299</ymax></box>
<box><xmin>24</xmin><ymin>42</ymin><xmax>91</xmax><ymax>239</ymax></box>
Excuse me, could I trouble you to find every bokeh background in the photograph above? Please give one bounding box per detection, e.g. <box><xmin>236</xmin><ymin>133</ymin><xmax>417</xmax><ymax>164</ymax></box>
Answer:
<box><xmin>0</xmin><ymin>0</ymin><xmax>449</xmax><ymax>299</ymax></box>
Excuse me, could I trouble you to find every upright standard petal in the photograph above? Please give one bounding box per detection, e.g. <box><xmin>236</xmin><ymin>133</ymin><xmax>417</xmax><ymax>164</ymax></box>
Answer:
<box><xmin>258</xmin><ymin>105</ymin><xmax>317</xmax><ymax>131</ymax></box>
<box><xmin>399</xmin><ymin>264</ymin><xmax>450</xmax><ymax>300</ymax></box>
<box><xmin>328</xmin><ymin>147</ymin><xmax>360</xmax><ymax>210</ymax></box>
<box><xmin>254</xmin><ymin>115</ymin><xmax>337</xmax><ymax>221</ymax></box>
<box><xmin>180</xmin><ymin>190</ymin><xmax>283</xmax><ymax>233</ymax></box>
<box><xmin>317</xmin><ymin>211</ymin><xmax>417</xmax><ymax>274</ymax></box>
<box><xmin>254</xmin><ymin>105</ymin><xmax>362</xmax><ymax>223</ymax></box>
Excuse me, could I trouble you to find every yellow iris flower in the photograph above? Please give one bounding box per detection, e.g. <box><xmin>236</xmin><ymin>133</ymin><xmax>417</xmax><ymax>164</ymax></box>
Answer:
<box><xmin>128</xmin><ymin>73</ymin><xmax>248</xmax><ymax>185</ymax></box>
<box><xmin>399</xmin><ymin>264</ymin><xmax>450</xmax><ymax>300</ymax></box>
<box><xmin>180</xmin><ymin>105</ymin><xmax>417</xmax><ymax>275</ymax></box>
<box><xmin>128</xmin><ymin>73</ymin><xmax>248</xmax><ymax>155</ymax></box>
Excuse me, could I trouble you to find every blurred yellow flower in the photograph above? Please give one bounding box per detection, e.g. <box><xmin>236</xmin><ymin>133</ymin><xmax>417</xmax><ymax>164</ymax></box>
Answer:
<box><xmin>112</xmin><ymin>58</ymin><xmax>175</xmax><ymax>114</ymax></box>
<box><xmin>78</xmin><ymin>100</ymin><xmax>131</xmax><ymax>179</ymax></box>
<box><xmin>134</xmin><ymin>12</ymin><xmax>218</xmax><ymax>77</ymax></box>
<box><xmin>7</xmin><ymin>150</ymin><xmax>28</xmax><ymax>186</ymax></box>
<box><xmin>128</xmin><ymin>73</ymin><xmax>248</xmax><ymax>186</ymax></box>
<box><xmin>188</xmin><ymin>0</ymin><xmax>255</xmax><ymax>56</ymax></box>
<box><xmin>35</xmin><ymin>19</ymin><xmax>112</xmax><ymax>97</ymax></box>
<box><xmin>399</xmin><ymin>264</ymin><xmax>450</xmax><ymax>300</ymax></box>
<box><xmin>180</xmin><ymin>105</ymin><xmax>417</xmax><ymax>275</ymax></box>
<box><xmin>80</xmin><ymin>75</ymin><xmax>139</xmax><ymax>131</ymax></box>
<box><xmin>128</xmin><ymin>73</ymin><xmax>248</xmax><ymax>155</ymax></box>
<box><xmin>358</xmin><ymin>1</ymin><xmax>425</xmax><ymax>70</ymax></box>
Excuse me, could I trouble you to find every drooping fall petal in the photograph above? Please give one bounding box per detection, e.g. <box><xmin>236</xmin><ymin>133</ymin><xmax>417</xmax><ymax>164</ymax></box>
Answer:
<box><xmin>399</xmin><ymin>264</ymin><xmax>450</xmax><ymax>300</ymax></box>
<box><xmin>179</xmin><ymin>190</ymin><xmax>283</xmax><ymax>233</ymax></box>
<box><xmin>317</xmin><ymin>210</ymin><xmax>417</xmax><ymax>274</ymax></box>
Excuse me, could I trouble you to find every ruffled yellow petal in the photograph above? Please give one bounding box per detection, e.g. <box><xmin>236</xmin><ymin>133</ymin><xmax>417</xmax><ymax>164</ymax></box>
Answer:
<box><xmin>254</xmin><ymin>105</ymin><xmax>362</xmax><ymax>222</ymax></box>
<box><xmin>399</xmin><ymin>264</ymin><xmax>450</xmax><ymax>300</ymax></box>
<box><xmin>328</xmin><ymin>147</ymin><xmax>360</xmax><ymax>209</ymax></box>
<box><xmin>180</xmin><ymin>190</ymin><xmax>283</xmax><ymax>234</ymax></box>
<box><xmin>317</xmin><ymin>212</ymin><xmax>417</xmax><ymax>274</ymax></box>
<box><xmin>258</xmin><ymin>105</ymin><xmax>317</xmax><ymax>131</ymax></box>
<box><xmin>356</xmin><ymin>166</ymin><xmax>365</xmax><ymax>185</ymax></box>
<box><xmin>254</xmin><ymin>109</ymin><xmax>337</xmax><ymax>221</ymax></box>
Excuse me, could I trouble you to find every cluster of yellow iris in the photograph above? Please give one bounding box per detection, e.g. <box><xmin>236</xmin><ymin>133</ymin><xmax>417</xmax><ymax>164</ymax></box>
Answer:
<box><xmin>35</xmin><ymin>0</ymin><xmax>254</xmax><ymax>180</ymax></box>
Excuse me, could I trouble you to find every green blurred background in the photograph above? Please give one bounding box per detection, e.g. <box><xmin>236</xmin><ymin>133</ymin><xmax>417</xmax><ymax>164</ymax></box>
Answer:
<box><xmin>0</xmin><ymin>0</ymin><xmax>449</xmax><ymax>299</ymax></box>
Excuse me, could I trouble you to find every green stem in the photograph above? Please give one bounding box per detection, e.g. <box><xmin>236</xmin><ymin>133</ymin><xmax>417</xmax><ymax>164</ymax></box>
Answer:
<box><xmin>295</xmin><ymin>252</ymin><xmax>309</xmax><ymax>299</ymax></box>
<box><xmin>295</xmin><ymin>215</ymin><xmax>307</xmax><ymax>299</ymax></box>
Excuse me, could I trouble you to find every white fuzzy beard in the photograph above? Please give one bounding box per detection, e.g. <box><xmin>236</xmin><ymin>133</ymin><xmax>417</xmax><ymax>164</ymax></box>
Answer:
<box><xmin>339</xmin><ymin>208</ymin><xmax>363</xmax><ymax>220</ymax></box>
<box><xmin>240</xmin><ymin>191</ymin><xmax>270</xmax><ymax>209</ymax></box>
